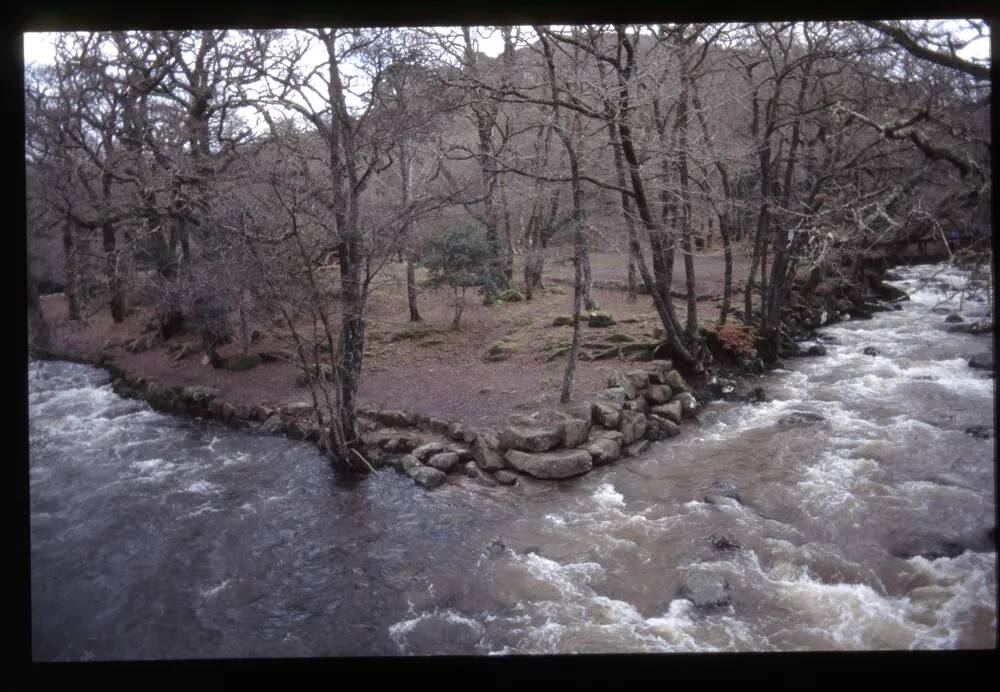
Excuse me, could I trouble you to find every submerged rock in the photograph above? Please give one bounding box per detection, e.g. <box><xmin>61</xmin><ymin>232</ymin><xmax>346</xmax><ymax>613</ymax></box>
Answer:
<box><xmin>777</xmin><ymin>411</ymin><xmax>825</xmax><ymax>426</ymax></box>
<box><xmin>406</xmin><ymin>465</ymin><xmax>448</xmax><ymax>489</ymax></box>
<box><xmin>708</xmin><ymin>534</ymin><xmax>741</xmax><ymax>551</ymax></box>
<box><xmin>679</xmin><ymin>571</ymin><xmax>732</xmax><ymax>609</ymax></box>
<box><xmin>968</xmin><ymin>352</ymin><xmax>994</xmax><ymax>370</ymax></box>
<box><xmin>964</xmin><ymin>425</ymin><xmax>993</xmax><ymax>439</ymax></box>
<box><xmin>862</xmin><ymin>346</ymin><xmax>880</xmax><ymax>356</ymax></box>
<box><xmin>945</xmin><ymin>313</ymin><xmax>964</xmax><ymax>323</ymax></box>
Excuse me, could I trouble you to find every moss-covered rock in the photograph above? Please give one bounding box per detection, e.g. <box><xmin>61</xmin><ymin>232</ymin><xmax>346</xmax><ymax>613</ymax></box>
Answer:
<box><xmin>587</xmin><ymin>311</ymin><xmax>616</xmax><ymax>328</ymax></box>
<box><xmin>551</xmin><ymin>315</ymin><xmax>575</xmax><ymax>327</ymax></box>
<box><xmin>224</xmin><ymin>353</ymin><xmax>262</xmax><ymax>371</ymax></box>
<box><xmin>498</xmin><ymin>288</ymin><xmax>525</xmax><ymax>303</ymax></box>
<box><xmin>483</xmin><ymin>341</ymin><xmax>516</xmax><ymax>362</ymax></box>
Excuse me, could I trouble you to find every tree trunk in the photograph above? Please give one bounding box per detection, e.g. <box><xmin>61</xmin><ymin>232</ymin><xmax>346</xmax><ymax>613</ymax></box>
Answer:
<box><xmin>62</xmin><ymin>211</ymin><xmax>82</xmax><ymax>321</ymax></box>
<box><xmin>27</xmin><ymin>268</ymin><xmax>52</xmax><ymax>354</ymax></box>
<box><xmin>718</xmin><ymin>212</ymin><xmax>734</xmax><ymax>325</ymax></box>
<box><xmin>452</xmin><ymin>286</ymin><xmax>465</xmax><ymax>330</ymax></box>
<box><xmin>102</xmin><ymin>221</ymin><xmax>126</xmax><ymax>323</ymax></box>
<box><xmin>406</xmin><ymin>257</ymin><xmax>422</xmax><ymax>322</ymax></box>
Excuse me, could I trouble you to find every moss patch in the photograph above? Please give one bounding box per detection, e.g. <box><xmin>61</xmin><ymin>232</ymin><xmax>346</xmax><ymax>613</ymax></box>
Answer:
<box><xmin>483</xmin><ymin>341</ymin><xmax>516</xmax><ymax>362</ymax></box>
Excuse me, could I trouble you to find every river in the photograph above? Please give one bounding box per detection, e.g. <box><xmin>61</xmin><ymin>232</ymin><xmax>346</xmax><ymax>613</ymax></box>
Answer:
<box><xmin>28</xmin><ymin>264</ymin><xmax>996</xmax><ymax>659</ymax></box>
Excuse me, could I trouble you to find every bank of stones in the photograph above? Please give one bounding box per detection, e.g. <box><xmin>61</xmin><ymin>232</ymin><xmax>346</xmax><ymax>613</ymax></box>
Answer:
<box><xmin>360</xmin><ymin>359</ymin><xmax>697</xmax><ymax>490</ymax></box>
<box><xmin>98</xmin><ymin>354</ymin><xmax>696</xmax><ymax>492</ymax></box>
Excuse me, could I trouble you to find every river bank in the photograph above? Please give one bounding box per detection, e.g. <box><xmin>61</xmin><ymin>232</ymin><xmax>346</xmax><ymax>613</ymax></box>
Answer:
<box><xmin>29</xmin><ymin>260</ymin><xmax>993</xmax><ymax>492</ymax></box>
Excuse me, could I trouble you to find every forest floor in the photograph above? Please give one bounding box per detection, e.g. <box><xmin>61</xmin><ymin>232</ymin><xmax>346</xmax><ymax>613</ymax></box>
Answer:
<box><xmin>38</xmin><ymin>248</ymin><xmax>750</xmax><ymax>430</ymax></box>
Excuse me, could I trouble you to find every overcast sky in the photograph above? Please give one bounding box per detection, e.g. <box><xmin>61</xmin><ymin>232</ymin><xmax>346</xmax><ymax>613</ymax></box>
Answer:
<box><xmin>24</xmin><ymin>21</ymin><xmax>990</xmax><ymax>68</ymax></box>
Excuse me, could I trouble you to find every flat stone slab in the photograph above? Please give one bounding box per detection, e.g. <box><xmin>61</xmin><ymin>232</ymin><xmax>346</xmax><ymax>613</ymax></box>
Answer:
<box><xmin>505</xmin><ymin>448</ymin><xmax>593</xmax><ymax>479</ymax></box>
<box><xmin>412</xmin><ymin>442</ymin><xmax>449</xmax><ymax>461</ymax></box>
<box><xmin>499</xmin><ymin>425</ymin><xmax>562</xmax><ymax>453</ymax></box>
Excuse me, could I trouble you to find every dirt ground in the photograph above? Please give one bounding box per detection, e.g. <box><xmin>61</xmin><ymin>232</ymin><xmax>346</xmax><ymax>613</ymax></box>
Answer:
<box><xmin>38</xmin><ymin>248</ymin><xmax>752</xmax><ymax>430</ymax></box>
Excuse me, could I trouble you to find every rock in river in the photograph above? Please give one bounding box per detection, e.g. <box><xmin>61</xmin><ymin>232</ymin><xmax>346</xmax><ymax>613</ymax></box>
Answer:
<box><xmin>505</xmin><ymin>448</ymin><xmax>593</xmax><ymax>479</ymax></box>
<box><xmin>968</xmin><ymin>352</ymin><xmax>994</xmax><ymax>370</ymax></box>
<box><xmin>679</xmin><ymin>571</ymin><xmax>732</xmax><ymax>609</ymax></box>
<box><xmin>406</xmin><ymin>465</ymin><xmax>448</xmax><ymax>489</ymax></box>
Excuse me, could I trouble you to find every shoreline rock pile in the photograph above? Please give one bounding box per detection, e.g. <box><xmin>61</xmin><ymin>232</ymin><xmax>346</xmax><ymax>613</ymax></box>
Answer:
<box><xmin>360</xmin><ymin>360</ymin><xmax>699</xmax><ymax>489</ymax></box>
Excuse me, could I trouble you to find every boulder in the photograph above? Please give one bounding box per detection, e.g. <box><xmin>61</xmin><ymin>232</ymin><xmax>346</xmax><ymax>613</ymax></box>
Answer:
<box><xmin>746</xmin><ymin>387</ymin><xmax>767</xmax><ymax>404</ymax></box>
<box><xmin>412</xmin><ymin>442</ymin><xmax>449</xmax><ymax>462</ymax></box>
<box><xmin>400</xmin><ymin>455</ymin><xmax>422</xmax><ymax>472</ymax></box>
<box><xmin>968</xmin><ymin>352</ymin><xmax>994</xmax><ymax>370</ymax></box>
<box><xmin>427</xmin><ymin>452</ymin><xmax>461</xmax><ymax>473</ymax></box>
<box><xmin>262</xmin><ymin>414</ymin><xmax>286</xmax><ymax>434</ymax></box>
<box><xmin>258</xmin><ymin>348</ymin><xmax>294</xmax><ymax>363</ymax></box>
<box><xmin>623</xmin><ymin>398</ymin><xmax>650</xmax><ymax>415</ymax></box>
<box><xmin>374</xmin><ymin>409</ymin><xmax>416</xmax><ymax>428</ymax></box>
<box><xmin>558</xmin><ymin>418</ymin><xmax>590</xmax><ymax>448</ymax></box>
<box><xmin>964</xmin><ymin>425</ymin><xmax>992</xmax><ymax>440</ymax></box>
<box><xmin>499</xmin><ymin>425</ymin><xmax>562</xmax><ymax>453</ymax></box>
<box><xmin>679</xmin><ymin>571</ymin><xmax>732</xmax><ymax>609</ymax></box>
<box><xmin>708</xmin><ymin>534</ymin><xmax>741</xmax><ymax>551</ymax></box>
<box><xmin>407</xmin><ymin>465</ymin><xmax>448</xmax><ymax>489</ymax></box>
<box><xmin>607</xmin><ymin>372</ymin><xmax>638</xmax><ymax>400</ymax></box>
<box><xmin>427</xmin><ymin>418</ymin><xmax>452</xmax><ymax>435</ymax></box>
<box><xmin>625</xmin><ymin>370</ymin><xmax>651</xmax><ymax>390</ymax></box>
<box><xmin>551</xmin><ymin>315</ymin><xmax>575</xmax><ymax>327</ymax></box>
<box><xmin>776</xmin><ymin>411</ymin><xmax>825</xmax><ymax>426</ymax></box>
<box><xmin>945</xmin><ymin>313</ymin><xmax>964</xmax><ymax>323</ymax></box>
<box><xmin>448</xmin><ymin>423</ymin><xmax>466</xmax><ymax>441</ymax></box>
<box><xmin>642</xmin><ymin>384</ymin><xmax>672</xmax><ymax>405</ymax></box>
<box><xmin>651</xmin><ymin>401</ymin><xmax>683</xmax><ymax>425</ymax></box>
<box><xmin>505</xmin><ymin>448</ymin><xmax>593</xmax><ymax>479</ymax></box>
<box><xmin>624</xmin><ymin>440</ymin><xmax>651</xmax><ymax>457</ymax></box>
<box><xmin>599</xmin><ymin>388</ymin><xmax>628</xmax><ymax>407</ymax></box>
<box><xmin>645</xmin><ymin>415</ymin><xmax>680</xmax><ymax>441</ymax></box>
<box><xmin>472</xmin><ymin>437</ymin><xmax>506</xmax><ymax>472</ymax></box>
<box><xmin>446</xmin><ymin>444</ymin><xmax>474</xmax><ymax>463</ymax></box>
<box><xmin>803</xmin><ymin>344</ymin><xmax>827</xmax><ymax>357</ymax></box>
<box><xmin>223</xmin><ymin>354</ymin><xmax>262</xmax><ymax>371</ymax></box>
<box><xmin>619</xmin><ymin>410</ymin><xmax>648</xmax><ymax>445</ymax></box>
<box><xmin>464</xmin><ymin>462</ymin><xmax>498</xmax><ymax>486</ymax></box>
<box><xmin>494</xmin><ymin>470</ymin><xmax>519</xmax><ymax>486</ymax></box>
<box><xmin>587</xmin><ymin>310</ymin><xmax>616</xmax><ymax>328</ymax></box>
<box><xmin>659</xmin><ymin>369</ymin><xmax>691</xmax><ymax>394</ymax></box>
<box><xmin>591</xmin><ymin>401</ymin><xmax>622</xmax><ymax>429</ymax></box>
<box><xmin>862</xmin><ymin>346</ymin><xmax>880</xmax><ymax>356</ymax></box>
<box><xmin>586</xmin><ymin>437</ymin><xmax>621</xmax><ymax>466</ymax></box>
<box><xmin>647</xmin><ymin>360</ymin><xmax>675</xmax><ymax>385</ymax></box>
<box><xmin>671</xmin><ymin>392</ymin><xmax>699</xmax><ymax>419</ymax></box>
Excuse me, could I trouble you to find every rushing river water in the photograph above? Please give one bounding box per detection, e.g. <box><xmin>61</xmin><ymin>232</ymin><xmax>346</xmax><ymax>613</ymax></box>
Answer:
<box><xmin>29</xmin><ymin>264</ymin><xmax>996</xmax><ymax>659</ymax></box>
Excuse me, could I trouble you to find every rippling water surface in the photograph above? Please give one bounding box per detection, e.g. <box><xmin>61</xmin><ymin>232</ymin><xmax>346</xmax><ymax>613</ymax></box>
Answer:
<box><xmin>29</xmin><ymin>265</ymin><xmax>996</xmax><ymax>659</ymax></box>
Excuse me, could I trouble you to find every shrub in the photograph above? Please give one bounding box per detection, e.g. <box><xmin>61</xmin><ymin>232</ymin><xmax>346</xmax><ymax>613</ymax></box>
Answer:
<box><xmin>421</xmin><ymin>228</ymin><xmax>492</xmax><ymax>330</ymax></box>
